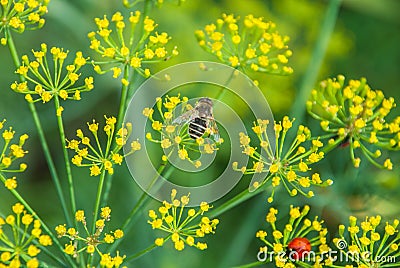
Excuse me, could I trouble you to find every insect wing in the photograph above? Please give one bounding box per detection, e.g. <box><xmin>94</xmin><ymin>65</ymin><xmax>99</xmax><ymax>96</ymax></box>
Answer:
<box><xmin>172</xmin><ymin>109</ymin><xmax>199</xmax><ymax>125</ymax></box>
<box><xmin>209</xmin><ymin>119</ymin><xmax>221</xmax><ymax>143</ymax></box>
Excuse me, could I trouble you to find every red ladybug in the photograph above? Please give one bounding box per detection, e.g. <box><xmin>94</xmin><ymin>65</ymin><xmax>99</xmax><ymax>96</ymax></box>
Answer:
<box><xmin>287</xmin><ymin>237</ymin><xmax>311</xmax><ymax>260</ymax></box>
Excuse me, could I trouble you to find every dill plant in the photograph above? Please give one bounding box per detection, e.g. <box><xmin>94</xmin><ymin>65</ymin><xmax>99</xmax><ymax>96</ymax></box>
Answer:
<box><xmin>0</xmin><ymin>0</ymin><xmax>398</xmax><ymax>267</ymax></box>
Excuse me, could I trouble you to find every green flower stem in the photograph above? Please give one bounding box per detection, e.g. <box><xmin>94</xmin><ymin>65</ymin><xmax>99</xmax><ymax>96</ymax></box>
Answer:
<box><xmin>88</xmin><ymin>170</ymin><xmax>108</xmax><ymax>268</ymax></box>
<box><xmin>290</xmin><ymin>0</ymin><xmax>342</xmax><ymax>122</ymax></box>
<box><xmin>124</xmin><ymin>0</ymin><xmax>144</xmax><ymax>8</ymax></box>
<box><xmin>91</xmin><ymin>168</ymin><xmax>107</xmax><ymax>233</ymax></box>
<box><xmin>100</xmin><ymin>175</ymin><xmax>112</xmax><ymax>209</ymax></box>
<box><xmin>101</xmin><ymin>65</ymin><xmax>131</xmax><ymax>207</ymax></box>
<box><xmin>219</xmin><ymin>194</ymin><xmax>266</xmax><ymax>268</ymax></box>
<box><xmin>208</xmin><ymin>185</ymin><xmax>265</xmax><ymax>219</ymax></box>
<box><xmin>125</xmin><ymin>0</ymin><xmax>151</xmax><ymax>103</ymax></box>
<box><xmin>0</xmin><ymin>173</ymin><xmax>74</xmax><ymax>267</ymax></box>
<box><xmin>296</xmin><ymin>262</ymin><xmax>313</xmax><ymax>268</ymax></box>
<box><xmin>108</xmin><ymin>161</ymin><xmax>171</xmax><ymax>253</ymax></box>
<box><xmin>214</xmin><ymin>67</ymin><xmax>238</xmax><ymax>100</ymax></box>
<box><xmin>125</xmin><ymin>235</ymin><xmax>171</xmax><ymax>263</ymax></box>
<box><xmin>54</xmin><ymin>96</ymin><xmax>77</xmax><ymax>225</ymax></box>
<box><xmin>125</xmin><ymin>243</ymin><xmax>158</xmax><ymax>262</ymax></box>
<box><xmin>143</xmin><ymin>0</ymin><xmax>152</xmax><ymax>18</ymax></box>
<box><xmin>384</xmin><ymin>263</ymin><xmax>400</xmax><ymax>267</ymax></box>
<box><xmin>233</xmin><ymin>261</ymin><xmax>265</xmax><ymax>268</ymax></box>
<box><xmin>123</xmin><ymin>163</ymin><xmax>173</xmax><ymax>231</ymax></box>
<box><xmin>37</xmin><ymin>244</ymin><xmax>67</xmax><ymax>267</ymax></box>
<box><xmin>5</xmin><ymin>28</ymin><xmax>73</xmax><ymax>227</ymax></box>
<box><xmin>116</xmin><ymin>65</ymin><xmax>131</xmax><ymax>130</ymax></box>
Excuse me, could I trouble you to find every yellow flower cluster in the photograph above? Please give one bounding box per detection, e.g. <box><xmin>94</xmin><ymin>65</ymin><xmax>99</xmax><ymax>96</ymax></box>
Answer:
<box><xmin>55</xmin><ymin>207</ymin><xmax>125</xmax><ymax>266</ymax></box>
<box><xmin>307</xmin><ymin>75</ymin><xmax>399</xmax><ymax>169</ymax></box>
<box><xmin>144</xmin><ymin>95</ymin><xmax>221</xmax><ymax>168</ymax></box>
<box><xmin>0</xmin><ymin>203</ymin><xmax>52</xmax><ymax>268</ymax></box>
<box><xmin>66</xmin><ymin>115</ymin><xmax>141</xmax><ymax>176</ymax></box>
<box><xmin>233</xmin><ymin>116</ymin><xmax>332</xmax><ymax>202</ymax></box>
<box><xmin>148</xmin><ymin>189</ymin><xmax>219</xmax><ymax>251</ymax></box>
<box><xmin>0</xmin><ymin>0</ymin><xmax>49</xmax><ymax>42</ymax></box>
<box><xmin>256</xmin><ymin>205</ymin><xmax>328</xmax><ymax>267</ymax></box>
<box><xmin>333</xmin><ymin>215</ymin><xmax>399</xmax><ymax>267</ymax></box>
<box><xmin>0</xmin><ymin>119</ymin><xmax>28</xmax><ymax>190</ymax></box>
<box><xmin>88</xmin><ymin>11</ymin><xmax>178</xmax><ymax>81</ymax></box>
<box><xmin>11</xmin><ymin>43</ymin><xmax>93</xmax><ymax>108</ymax></box>
<box><xmin>195</xmin><ymin>13</ymin><xmax>293</xmax><ymax>76</ymax></box>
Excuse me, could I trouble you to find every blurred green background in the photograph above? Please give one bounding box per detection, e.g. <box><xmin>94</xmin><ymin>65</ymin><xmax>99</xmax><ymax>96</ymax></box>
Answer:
<box><xmin>0</xmin><ymin>0</ymin><xmax>399</xmax><ymax>267</ymax></box>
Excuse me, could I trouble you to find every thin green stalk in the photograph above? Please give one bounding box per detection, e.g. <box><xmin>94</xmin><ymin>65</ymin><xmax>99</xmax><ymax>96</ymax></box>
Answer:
<box><xmin>116</xmin><ymin>64</ymin><xmax>131</xmax><ymax>130</ymax></box>
<box><xmin>91</xmin><ymin>168</ymin><xmax>107</xmax><ymax>233</ymax></box>
<box><xmin>108</xmin><ymin>161</ymin><xmax>170</xmax><ymax>253</ymax></box>
<box><xmin>232</xmin><ymin>261</ymin><xmax>265</xmax><ymax>268</ymax></box>
<box><xmin>125</xmin><ymin>243</ymin><xmax>158</xmax><ymax>262</ymax></box>
<box><xmin>100</xmin><ymin>175</ymin><xmax>112</xmax><ymax>208</ymax></box>
<box><xmin>102</xmin><ymin>65</ymin><xmax>131</xmax><ymax>207</ymax></box>
<box><xmin>142</xmin><ymin>0</ymin><xmax>152</xmax><ymax>20</ymax></box>
<box><xmin>125</xmin><ymin>236</ymin><xmax>171</xmax><ymax>263</ymax></box>
<box><xmin>54</xmin><ymin>96</ymin><xmax>77</xmax><ymax>224</ymax></box>
<box><xmin>290</xmin><ymin>0</ymin><xmax>342</xmax><ymax>122</ymax></box>
<box><xmin>87</xmin><ymin>168</ymin><xmax>108</xmax><ymax>267</ymax></box>
<box><xmin>208</xmin><ymin>185</ymin><xmax>264</xmax><ymax>219</ymax></box>
<box><xmin>0</xmin><ymin>173</ymin><xmax>74</xmax><ymax>267</ymax></box>
<box><xmin>103</xmin><ymin>0</ymin><xmax>154</xmax><ymax>212</ymax></box>
<box><xmin>126</xmin><ymin>0</ymin><xmax>152</xmax><ymax>103</ymax></box>
<box><xmin>36</xmin><ymin>241</ymin><xmax>67</xmax><ymax>266</ymax></box>
<box><xmin>218</xmin><ymin>194</ymin><xmax>266</xmax><ymax>268</ymax></box>
<box><xmin>214</xmin><ymin>67</ymin><xmax>238</xmax><ymax>100</ymax></box>
<box><xmin>5</xmin><ymin>28</ymin><xmax>72</xmax><ymax>226</ymax></box>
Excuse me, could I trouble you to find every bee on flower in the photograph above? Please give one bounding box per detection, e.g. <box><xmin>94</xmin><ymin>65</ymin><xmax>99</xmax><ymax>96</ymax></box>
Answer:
<box><xmin>87</xmin><ymin>11</ymin><xmax>178</xmax><ymax>82</ymax></box>
<box><xmin>55</xmin><ymin>207</ymin><xmax>125</xmax><ymax>266</ymax></box>
<box><xmin>307</xmin><ymin>75</ymin><xmax>399</xmax><ymax>169</ymax></box>
<box><xmin>0</xmin><ymin>119</ymin><xmax>28</xmax><ymax>190</ymax></box>
<box><xmin>143</xmin><ymin>95</ymin><xmax>222</xmax><ymax>168</ymax></box>
<box><xmin>195</xmin><ymin>13</ymin><xmax>293</xmax><ymax>77</ymax></box>
<box><xmin>0</xmin><ymin>203</ymin><xmax>52</xmax><ymax>267</ymax></box>
<box><xmin>10</xmin><ymin>43</ymin><xmax>93</xmax><ymax>110</ymax></box>
<box><xmin>148</xmin><ymin>189</ymin><xmax>219</xmax><ymax>251</ymax></box>
<box><xmin>66</xmin><ymin>115</ymin><xmax>141</xmax><ymax>176</ymax></box>
<box><xmin>0</xmin><ymin>0</ymin><xmax>49</xmax><ymax>44</ymax></box>
<box><xmin>332</xmin><ymin>215</ymin><xmax>399</xmax><ymax>267</ymax></box>
<box><xmin>233</xmin><ymin>116</ymin><xmax>332</xmax><ymax>203</ymax></box>
<box><xmin>255</xmin><ymin>205</ymin><xmax>329</xmax><ymax>267</ymax></box>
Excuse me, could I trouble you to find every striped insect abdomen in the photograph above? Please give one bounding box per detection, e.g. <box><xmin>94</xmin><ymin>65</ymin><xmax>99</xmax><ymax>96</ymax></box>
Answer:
<box><xmin>188</xmin><ymin>117</ymin><xmax>207</xmax><ymax>140</ymax></box>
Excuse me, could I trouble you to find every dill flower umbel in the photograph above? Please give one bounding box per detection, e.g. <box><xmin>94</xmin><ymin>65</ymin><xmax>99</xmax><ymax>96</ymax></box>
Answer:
<box><xmin>0</xmin><ymin>203</ymin><xmax>52</xmax><ymax>267</ymax></box>
<box><xmin>143</xmin><ymin>95</ymin><xmax>221</xmax><ymax>168</ymax></box>
<box><xmin>0</xmin><ymin>119</ymin><xmax>28</xmax><ymax>190</ymax></box>
<box><xmin>332</xmin><ymin>215</ymin><xmax>399</xmax><ymax>267</ymax></box>
<box><xmin>233</xmin><ymin>116</ymin><xmax>332</xmax><ymax>203</ymax></box>
<box><xmin>66</xmin><ymin>115</ymin><xmax>140</xmax><ymax>176</ymax></box>
<box><xmin>0</xmin><ymin>0</ymin><xmax>49</xmax><ymax>42</ymax></box>
<box><xmin>195</xmin><ymin>13</ymin><xmax>293</xmax><ymax>76</ymax></box>
<box><xmin>55</xmin><ymin>207</ymin><xmax>125</xmax><ymax>266</ymax></box>
<box><xmin>256</xmin><ymin>205</ymin><xmax>329</xmax><ymax>267</ymax></box>
<box><xmin>307</xmin><ymin>75</ymin><xmax>399</xmax><ymax>169</ymax></box>
<box><xmin>148</xmin><ymin>189</ymin><xmax>219</xmax><ymax>251</ymax></box>
<box><xmin>11</xmin><ymin>43</ymin><xmax>93</xmax><ymax>108</ymax></box>
<box><xmin>88</xmin><ymin>11</ymin><xmax>178</xmax><ymax>81</ymax></box>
